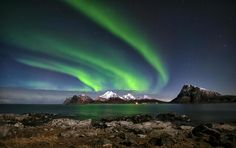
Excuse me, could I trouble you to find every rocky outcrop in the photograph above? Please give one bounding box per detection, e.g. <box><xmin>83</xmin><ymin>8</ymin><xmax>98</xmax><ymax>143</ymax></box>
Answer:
<box><xmin>0</xmin><ymin>113</ymin><xmax>57</xmax><ymax>126</ymax></box>
<box><xmin>63</xmin><ymin>94</ymin><xmax>94</xmax><ymax>104</ymax></box>
<box><xmin>48</xmin><ymin>118</ymin><xmax>91</xmax><ymax>129</ymax></box>
<box><xmin>191</xmin><ymin>123</ymin><xmax>236</xmax><ymax>147</ymax></box>
<box><xmin>0</xmin><ymin>113</ymin><xmax>235</xmax><ymax>147</ymax></box>
<box><xmin>156</xmin><ymin>113</ymin><xmax>190</xmax><ymax>122</ymax></box>
<box><xmin>171</xmin><ymin>85</ymin><xmax>236</xmax><ymax>103</ymax></box>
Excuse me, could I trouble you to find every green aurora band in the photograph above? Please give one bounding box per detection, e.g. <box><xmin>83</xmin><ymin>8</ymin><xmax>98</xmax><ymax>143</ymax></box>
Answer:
<box><xmin>1</xmin><ymin>0</ymin><xmax>169</xmax><ymax>92</ymax></box>
<box><xmin>4</xmin><ymin>31</ymin><xmax>149</xmax><ymax>91</ymax></box>
<box><xmin>17</xmin><ymin>57</ymin><xmax>106</xmax><ymax>91</ymax></box>
<box><xmin>65</xmin><ymin>0</ymin><xmax>169</xmax><ymax>90</ymax></box>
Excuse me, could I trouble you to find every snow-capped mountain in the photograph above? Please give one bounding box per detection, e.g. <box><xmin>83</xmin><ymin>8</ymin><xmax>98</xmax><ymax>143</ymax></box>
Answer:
<box><xmin>99</xmin><ymin>91</ymin><xmax>119</xmax><ymax>99</ymax></box>
<box><xmin>123</xmin><ymin>93</ymin><xmax>136</xmax><ymax>100</ymax></box>
<box><xmin>64</xmin><ymin>92</ymin><xmax>167</xmax><ymax>104</ymax></box>
<box><xmin>96</xmin><ymin>91</ymin><xmax>124</xmax><ymax>102</ymax></box>
<box><xmin>143</xmin><ymin>95</ymin><xmax>151</xmax><ymax>99</ymax></box>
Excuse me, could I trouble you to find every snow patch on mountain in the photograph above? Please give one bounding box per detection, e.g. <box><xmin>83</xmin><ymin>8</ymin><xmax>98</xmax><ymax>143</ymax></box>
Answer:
<box><xmin>99</xmin><ymin>91</ymin><xmax>119</xmax><ymax>99</ymax></box>
<box><xmin>143</xmin><ymin>95</ymin><xmax>151</xmax><ymax>99</ymax></box>
<box><xmin>123</xmin><ymin>93</ymin><xmax>136</xmax><ymax>100</ymax></box>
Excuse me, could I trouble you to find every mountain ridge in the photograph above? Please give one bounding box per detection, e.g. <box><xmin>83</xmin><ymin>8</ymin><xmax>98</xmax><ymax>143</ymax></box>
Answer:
<box><xmin>171</xmin><ymin>84</ymin><xmax>236</xmax><ymax>103</ymax></box>
<box><xmin>63</xmin><ymin>85</ymin><xmax>236</xmax><ymax>104</ymax></box>
<box><xmin>64</xmin><ymin>91</ymin><xmax>165</xmax><ymax>104</ymax></box>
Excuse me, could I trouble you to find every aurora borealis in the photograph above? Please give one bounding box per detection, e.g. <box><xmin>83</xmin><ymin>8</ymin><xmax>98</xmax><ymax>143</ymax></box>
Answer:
<box><xmin>65</xmin><ymin>0</ymin><xmax>168</xmax><ymax>89</ymax></box>
<box><xmin>0</xmin><ymin>0</ymin><xmax>236</xmax><ymax>102</ymax></box>
<box><xmin>0</xmin><ymin>0</ymin><xmax>168</xmax><ymax>92</ymax></box>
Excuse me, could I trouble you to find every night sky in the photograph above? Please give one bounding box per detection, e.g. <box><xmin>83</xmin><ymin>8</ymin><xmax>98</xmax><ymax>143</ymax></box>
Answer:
<box><xmin>0</xmin><ymin>0</ymin><xmax>236</xmax><ymax>101</ymax></box>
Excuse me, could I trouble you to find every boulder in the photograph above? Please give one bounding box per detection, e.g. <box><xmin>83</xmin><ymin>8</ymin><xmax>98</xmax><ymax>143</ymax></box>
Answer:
<box><xmin>148</xmin><ymin>133</ymin><xmax>175</xmax><ymax>146</ymax></box>
<box><xmin>92</xmin><ymin>121</ymin><xmax>107</xmax><ymax>129</ymax></box>
<box><xmin>78</xmin><ymin>119</ymin><xmax>92</xmax><ymax>128</ymax></box>
<box><xmin>48</xmin><ymin>118</ymin><xmax>91</xmax><ymax>129</ymax></box>
<box><xmin>59</xmin><ymin>130</ymin><xmax>79</xmax><ymax>138</ymax></box>
<box><xmin>0</xmin><ymin>126</ymin><xmax>10</xmax><ymax>138</ymax></box>
<box><xmin>119</xmin><ymin>121</ymin><xmax>133</xmax><ymax>127</ymax></box>
<box><xmin>156</xmin><ymin>113</ymin><xmax>190</xmax><ymax>122</ymax></box>
<box><xmin>128</xmin><ymin>114</ymin><xmax>153</xmax><ymax>123</ymax></box>
<box><xmin>192</xmin><ymin>124</ymin><xmax>220</xmax><ymax>138</ymax></box>
<box><xmin>220</xmin><ymin>133</ymin><xmax>236</xmax><ymax>148</ymax></box>
<box><xmin>148</xmin><ymin>137</ymin><xmax>163</xmax><ymax>146</ymax></box>
<box><xmin>14</xmin><ymin>122</ymin><xmax>24</xmax><ymax>128</ymax></box>
<box><xmin>213</xmin><ymin>123</ymin><xmax>236</xmax><ymax>131</ymax></box>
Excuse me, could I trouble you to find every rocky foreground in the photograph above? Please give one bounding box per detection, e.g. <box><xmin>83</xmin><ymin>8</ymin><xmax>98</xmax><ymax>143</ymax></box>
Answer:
<box><xmin>0</xmin><ymin>113</ymin><xmax>236</xmax><ymax>148</ymax></box>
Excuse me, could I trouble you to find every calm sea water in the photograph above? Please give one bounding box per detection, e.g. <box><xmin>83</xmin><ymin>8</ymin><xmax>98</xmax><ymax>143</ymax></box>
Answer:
<box><xmin>0</xmin><ymin>104</ymin><xmax>236</xmax><ymax>122</ymax></box>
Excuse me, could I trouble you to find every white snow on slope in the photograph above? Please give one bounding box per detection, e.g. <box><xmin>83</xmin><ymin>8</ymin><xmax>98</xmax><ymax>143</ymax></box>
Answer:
<box><xmin>123</xmin><ymin>93</ymin><xmax>136</xmax><ymax>100</ymax></box>
<box><xmin>99</xmin><ymin>91</ymin><xmax>119</xmax><ymax>99</ymax></box>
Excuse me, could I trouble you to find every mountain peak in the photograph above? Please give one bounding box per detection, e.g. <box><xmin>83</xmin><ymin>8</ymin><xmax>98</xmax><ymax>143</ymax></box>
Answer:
<box><xmin>143</xmin><ymin>95</ymin><xmax>151</xmax><ymax>99</ymax></box>
<box><xmin>171</xmin><ymin>85</ymin><xmax>221</xmax><ymax>103</ymax></box>
<box><xmin>123</xmin><ymin>93</ymin><xmax>136</xmax><ymax>100</ymax></box>
<box><xmin>63</xmin><ymin>94</ymin><xmax>93</xmax><ymax>104</ymax></box>
<box><xmin>99</xmin><ymin>91</ymin><xmax>119</xmax><ymax>99</ymax></box>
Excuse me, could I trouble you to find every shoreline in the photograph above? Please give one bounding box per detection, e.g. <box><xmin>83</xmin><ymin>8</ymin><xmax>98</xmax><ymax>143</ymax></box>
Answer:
<box><xmin>0</xmin><ymin>113</ymin><xmax>236</xmax><ymax>147</ymax></box>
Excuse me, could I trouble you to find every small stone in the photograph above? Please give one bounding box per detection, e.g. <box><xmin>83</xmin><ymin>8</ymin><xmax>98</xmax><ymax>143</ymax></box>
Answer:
<box><xmin>14</xmin><ymin>122</ymin><xmax>23</xmax><ymax>128</ymax></box>
<box><xmin>137</xmin><ymin>134</ymin><xmax>146</xmax><ymax>138</ymax></box>
<box><xmin>86</xmin><ymin>131</ymin><xmax>97</xmax><ymax>136</ymax></box>
<box><xmin>119</xmin><ymin>121</ymin><xmax>133</xmax><ymax>127</ymax></box>
<box><xmin>93</xmin><ymin>121</ymin><xmax>107</xmax><ymax>129</ymax></box>
<box><xmin>78</xmin><ymin>119</ymin><xmax>92</xmax><ymax>128</ymax></box>
<box><xmin>120</xmin><ymin>140</ymin><xmax>132</xmax><ymax>146</ymax></box>
<box><xmin>148</xmin><ymin>137</ymin><xmax>163</xmax><ymax>146</ymax></box>
<box><xmin>0</xmin><ymin>126</ymin><xmax>10</xmax><ymax>138</ymax></box>
<box><xmin>59</xmin><ymin>130</ymin><xmax>78</xmax><ymax>138</ymax></box>
<box><xmin>208</xmin><ymin>135</ymin><xmax>220</xmax><ymax>146</ymax></box>
<box><xmin>102</xmin><ymin>144</ymin><xmax>112</xmax><ymax>148</ymax></box>
<box><xmin>0</xmin><ymin>142</ymin><xmax>7</xmax><ymax>148</ymax></box>
<box><xmin>103</xmin><ymin>138</ymin><xmax>111</xmax><ymax>145</ymax></box>
<box><xmin>106</xmin><ymin>121</ymin><xmax>117</xmax><ymax>127</ymax></box>
<box><xmin>179</xmin><ymin>125</ymin><xmax>193</xmax><ymax>130</ymax></box>
<box><xmin>117</xmin><ymin>132</ymin><xmax>126</xmax><ymax>139</ymax></box>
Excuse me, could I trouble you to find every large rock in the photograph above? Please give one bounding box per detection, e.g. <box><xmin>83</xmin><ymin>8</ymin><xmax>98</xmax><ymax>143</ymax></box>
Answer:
<box><xmin>148</xmin><ymin>133</ymin><xmax>176</xmax><ymax>146</ymax></box>
<box><xmin>156</xmin><ymin>113</ymin><xmax>190</xmax><ymax>122</ymax></box>
<box><xmin>191</xmin><ymin>123</ymin><xmax>236</xmax><ymax>147</ymax></box>
<box><xmin>192</xmin><ymin>124</ymin><xmax>220</xmax><ymax>138</ymax></box>
<box><xmin>92</xmin><ymin>121</ymin><xmax>107</xmax><ymax>129</ymax></box>
<box><xmin>48</xmin><ymin>118</ymin><xmax>91</xmax><ymax>129</ymax></box>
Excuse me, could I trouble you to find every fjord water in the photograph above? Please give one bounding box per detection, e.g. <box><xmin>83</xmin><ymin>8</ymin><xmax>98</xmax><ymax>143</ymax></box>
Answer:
<box><xmin>0</xmin><ymin>104</ymin><xmax>236</xmax><ymax>122</ymax></box>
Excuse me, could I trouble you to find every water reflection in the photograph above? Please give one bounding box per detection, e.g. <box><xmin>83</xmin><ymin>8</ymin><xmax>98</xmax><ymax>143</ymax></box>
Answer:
<box><xmin>72</xmin><ymin>104</ymin><xmax>150</xmax><ymax>119</ymax></box>
<box><xmin>0</xmin><ymin>104</ymin><xmax>236</xmax><ymax>122</ymax></box>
